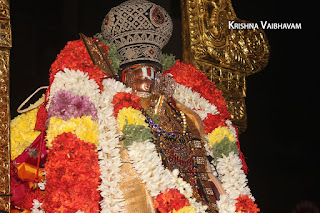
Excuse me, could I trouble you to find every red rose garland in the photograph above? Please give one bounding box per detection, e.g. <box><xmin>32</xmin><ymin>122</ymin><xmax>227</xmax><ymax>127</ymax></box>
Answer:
<box><xmin>111</xmin><ymin>92</ymin><xmax>141</xmax><ymax>117</ymax></box>
<box><xmin>49</xmin><ymin>39</ymin><xmax>108</xmax><ymax>90</ymax></box>
<box><xmin>153</xmin><ymin>188</ymin><xmax>190</xmax><ymax>213</ymax></box>
<box><xmin>43</xmin><ymin>132</ymin><xmax>100</xmax><ymax>213</ymax></box>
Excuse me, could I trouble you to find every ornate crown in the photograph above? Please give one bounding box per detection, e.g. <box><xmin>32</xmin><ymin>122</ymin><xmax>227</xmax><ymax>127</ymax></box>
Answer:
<box><xmin>101</xmin><ymin>0</ymin><xmax>173</xmax><ymax>69</ymax></box>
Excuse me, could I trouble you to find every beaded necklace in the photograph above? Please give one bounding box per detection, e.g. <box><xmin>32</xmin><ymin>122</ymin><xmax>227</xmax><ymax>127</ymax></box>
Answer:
<box><xmin>141</xmin><ymin>94</ymin><xmax>219</xmax><ymax>212</ymax></box>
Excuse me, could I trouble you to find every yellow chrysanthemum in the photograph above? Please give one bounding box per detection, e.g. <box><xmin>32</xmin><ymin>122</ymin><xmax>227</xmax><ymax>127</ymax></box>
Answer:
<box><xmin>172</xmin><ymin>206</ymin><xmax>196</xmax><ymax>213</ymax></box>
<box><xmin>46</xmin><ymin>116</ymin><xmax>99</xmax><ymax>148</ymax></box>
<box><xmin>10</xmin><ymin>97</ymin><xmax>44</xmax><ymax>160</ymax></box>
<box><xmin>207</xmin><ymin>126</ymin><xmax>235</xmax><ymax>148</ymax></box>
<box><xmin>117</xmin><ymin>107</ymin><xmax>148</xmax><ymax>131</ymax></box>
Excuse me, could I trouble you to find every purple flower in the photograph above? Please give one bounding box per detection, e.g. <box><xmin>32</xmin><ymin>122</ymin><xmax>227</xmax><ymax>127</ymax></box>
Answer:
<box><xmin>48</xmin><ymin>90</ymin><xmax>98</xmax><ymax>121</ymax></box>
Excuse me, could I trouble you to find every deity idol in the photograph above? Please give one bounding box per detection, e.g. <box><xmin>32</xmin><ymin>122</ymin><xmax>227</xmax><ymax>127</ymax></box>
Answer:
<box><xmin>100</xmin><ymin>1</ymin><xmax>225</xmax><ymax>211</ymax></box>
<box><xmin>10</xmin><ymin>0</ymin><xmax>259</xmax><ymax>212</ymax></box>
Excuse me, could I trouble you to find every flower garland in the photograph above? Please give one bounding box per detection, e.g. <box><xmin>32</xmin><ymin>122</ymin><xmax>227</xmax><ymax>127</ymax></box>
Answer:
<box><xmin>235</xmin><ymin>195</ymin><xmax>260</xmax><ymax>213</ymax></box>
<box><xmin>173</xmin><ymin>83</ymin><xmax>218</xmax><ymax>120</ymax></box>
<box><xmin>49</xmin><ymin>39</ymin><xmax>106</xmax><ymax>90</ymax></box>
<box><xmin>117</xmin><ymin>107</ymin><xmax>148</xmax><ymax>131</ymax></box>
<box><xmin>31</xmin><ymin>199</ymin><xmax>44</xmax><ymax>213</ymax></box>
<box><xmin>172</xmin><ymin>206</ymin><xmax>196</xmax><ymax>213</ymax></box>
<box><xmin>97</xmin><ymin>78</ymin><xmax>132</xmax><ymax>212</ymax></box>
<box><xmin>43</xmin><ymin>39</ymin><xmax>105</xmax><ymax>212</ymax></box>
<box><xmin>153</xmin><ymin>188</ymin><xmax>190</xmax><ymax>213</ymax></box>
<box><xmin>207</xmin><ymin>126</ymin><xmax>236</xmax><ymax>147</ymax></box>
<box><xmin>166</xmin><ymin>61</ymin><xmax>258</xmax><ymax>212</ymax></box>
<box><xmin>46</xmin><ymin>68</ymin><xmax>101</xmax><ymax>110</ymax></box>
<box><xmin>111</xmin><ymin>89</ymin><xmax>207</xmax><ymax>212</ymax></box>
<box><xmin>48</xmin><ymin>90</ymin><xmax>98</xmax><ymax>121</ymax></box>
<box><xmin>215</xmin><ymin>152</ymin><xmax>258</xmax><ymax>213</ymax></box>
<box><xmin>11</xmin><ymin>34</ymin><xmax>259</xmax><ymax>212</ymax></box>
<box><xmin>127</xmin><ymin>140</ymin><xmax>207</xmax><ymax>212</ymax></box>
<box><xmin>43</xmin><ymin>132</ymin><xmax>101</xmax><ymax>212</ymax></box>
<box><xmin>46</xmin><ymin>116</ymin><xmax>99</xmax><ymax>148</ymax></box>
<box><xmin>164</xmin><ymin>60</ymin><xmax>230</xmax><ymax>122</ymax></box>
<box><xmin>10</xmin><ymin>97</ymin><xmax>43</xmax><ymax>160</ymax></box>
<box><xmin>111</xmin><ymin>91</ymin><xmax>141</xmax><ymax>117</ymax></box>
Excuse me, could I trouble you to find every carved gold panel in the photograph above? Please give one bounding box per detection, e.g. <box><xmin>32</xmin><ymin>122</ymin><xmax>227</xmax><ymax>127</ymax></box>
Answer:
<box><xmin>0</xmin><ymin>0</ymin><xmax>11</xmax><ymax>212</ymax></box>
<box><xmin>181</xmin><ymin>0</ymin><xmax>270</xmax><ymax>133</ymax></box>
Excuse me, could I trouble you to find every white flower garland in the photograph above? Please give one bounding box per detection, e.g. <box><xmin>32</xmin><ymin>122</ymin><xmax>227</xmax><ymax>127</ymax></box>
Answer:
<box><xmin>225</xmin><ymin>119</ymin><xmax>238</xmax><ymax>144</ymax></box>
<box><xmin>215</xmin><ymin>152</ymin><xmax>253</xmax><ymax>212</ymax></box>
<box><xmin>173</xmin><ymin>83</ymin><xmax>218</xmax><ymax>120</ymax></box>
<box><xmin>46</xmin><ymin>68</ymin><xmax>255</xmax><ymax>212</ymax></box>
<box><xmin>173</xmin><ymin>83</ymin><xmax>257</xmax><ymax>212</ymax></box>
<box><xmin>97</xmin><ymin>78</ymin><xmax>131</xmax><ymax>212</ymax></box>
<box><xmin>127</xmin><ymin>140</ymin><xmax>208</xmax><ymax>212</ymax></box>
<box><xmin>31</xmin><ymin>199</ymin><xmax>44</xmax><ymax>213</ymax></box>
<box><xmin>48</xmin><ymin>71</ymin><xmax>127</xmax><ymax>212</ymax></box>
<box><xmin>47</xmin><ymin>68</ymin><xmax>101</xmax><ymax>109</ymax></box>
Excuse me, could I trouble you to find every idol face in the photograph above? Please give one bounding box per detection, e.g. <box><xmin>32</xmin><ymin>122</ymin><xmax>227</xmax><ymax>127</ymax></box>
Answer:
<box><xmin>123</xmin><ymin>65</ymin><xmax>160</xmax><ymax>93</ymax></box>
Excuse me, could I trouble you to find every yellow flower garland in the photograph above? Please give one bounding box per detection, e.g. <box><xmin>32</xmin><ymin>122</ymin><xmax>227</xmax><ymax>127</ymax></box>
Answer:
<box><xmin>117</xmin><ymin>107</ymin><xmax>148</xmax><ymax>131</ymax></box>
<box><xmin>10</xmin><ymin>97</ymin><xmax>44</xmax><ymax>160</ymax></box>
<box><xmin>172</xmin><ymin>206</ymin><xmax>196</xmax><ymax>213</ymax></box>
<box><xmin>207</xmin><ymin>126</ymin><xmax>235</xmax><ymax>148</ymax></box>
<box><xmin>46</xmin><ymin>116</ymin><xmax>99</xmax><ymax>148</ymax></box>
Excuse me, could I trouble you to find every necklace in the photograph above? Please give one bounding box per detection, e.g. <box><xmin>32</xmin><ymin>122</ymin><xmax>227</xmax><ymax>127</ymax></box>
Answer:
<box><xmin>134</xmin><ymin>91</ymin><xmax>151</xmax><ymax>98</ymax></box>
<box><xmin>141</xmin><ymin>107</ymin><xmax>188</xmax><ymax>139</ymax></box>
<box><xmin>141</xmin><ymin>95</ymin><xmax>219</xmax><ymax>212</ymax></box>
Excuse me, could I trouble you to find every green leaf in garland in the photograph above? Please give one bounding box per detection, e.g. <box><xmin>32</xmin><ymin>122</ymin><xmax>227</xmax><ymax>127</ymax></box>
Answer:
<box><xmin>161</xmin><ymin>53</ymin><xmax>177</xmax><ymax>70</ymax></box>
<box><xmin>120</xmin><ymin>124</ymin><xmax>155</xmax><ymax>149</ymax></box>
<box><xmin>93</xmin><ymin>33</ymin><xmax>120</xmax><ymax>74</ymax></box>
<box><xmin>212</xmin><ymin>137</ymin><xmax>239</xmax><ymax>162</ymax></box>
<box><xmin>145</xmin><ymin>110</ymin><xmax>161</xmax><ymax>125</ymax></box>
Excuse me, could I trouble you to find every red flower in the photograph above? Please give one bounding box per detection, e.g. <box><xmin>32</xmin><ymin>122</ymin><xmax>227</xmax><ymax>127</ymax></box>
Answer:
<box><xmin>49</xmin><ymin>39</ymin><xmax>109</xmax><ymax>90</ymax></box>
<box><xmin>21</xmin><ymin>188</ymin><xmax>45</xmax><ymax>210</ymax></box>
<box><xmin>203</xmin><ymin>113</ymin><xmax>228</xmax><ymax>134</ymax></box>
<box><xmin>153</xmin><ymin>188</ymin><xmax>190</xmax><ymax>213</ymax></box>
<box><xmin>235</xmin><ymin>195</ymin><xmax>260</xmax><ymax>213</ymax></box>
<box><xmin>112</xmin><ymin>92</ymin><xmax>141</xmax><ymax>117</ymax></box>
<box><xmin>43</xmin><ymin>132</ymin><xmax>100</xmax><ymax>213</ymax></box>
<box><xmin>164</xmin><ymin>60</ymin><xmax>231</xmax><ymax>127</ymax></box>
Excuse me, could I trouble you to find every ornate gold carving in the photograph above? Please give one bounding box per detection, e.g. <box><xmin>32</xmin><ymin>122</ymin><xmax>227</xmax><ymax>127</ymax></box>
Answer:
<box><xmin>0</xmin><ymin>0</ymin><xmax>11</xmax><ymax>212</ymax></box>
<box><xmin>181</xmin><ymin>0</ymin><xmax>270</xmax><ymax>133</ymax></box>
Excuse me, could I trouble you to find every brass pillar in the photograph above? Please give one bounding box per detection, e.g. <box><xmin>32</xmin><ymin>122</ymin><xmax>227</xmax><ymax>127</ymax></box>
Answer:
<box><xmin>0</xmin><ymin>0</ymin><xmax>11</xmax><ymax>211</ymax></box>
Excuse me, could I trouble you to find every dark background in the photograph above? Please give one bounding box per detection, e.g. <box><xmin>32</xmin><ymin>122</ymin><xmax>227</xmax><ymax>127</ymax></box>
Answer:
<box><xmin>10</xmin><ymin>0</ymin><xmax>318</xmax><ymax>212</ymax></box>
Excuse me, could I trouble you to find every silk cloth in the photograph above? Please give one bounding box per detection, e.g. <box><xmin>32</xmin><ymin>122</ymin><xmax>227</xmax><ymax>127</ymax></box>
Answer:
<box><xmin>119</xmin><ymin>148</ymin><xmax>156</xmax><ymax>213</ymax></box>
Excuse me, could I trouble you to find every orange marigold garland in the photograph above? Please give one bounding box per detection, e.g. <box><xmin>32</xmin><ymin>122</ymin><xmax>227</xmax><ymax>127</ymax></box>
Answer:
<box><xmin>235</xmin><ymin>195</ymin><xmax>260</xmax><ymax>213</ymax></box>
<box><xmin>153</xmin><ymin>188</ymin><xmax>190</xmax><ymax>213</ymax></box>
<box><xmin>111</xmin><ymin>92</ymin><xmax>141</xmax><ymax>117</ymax></box>
<box><xmin>49</xmin><ymin>39</ymin><xmax>108</xmax><ymax>90</ymax></box>
<box><xmin>43</xmin><ymin>132</ymin><xmax>100</xmax><ymax>213</ymax></box>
